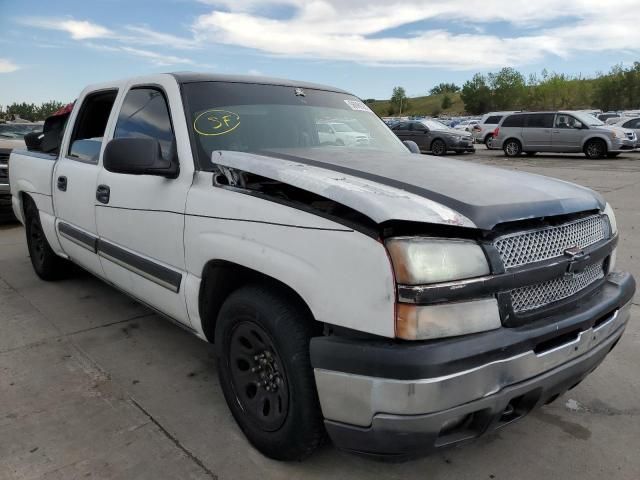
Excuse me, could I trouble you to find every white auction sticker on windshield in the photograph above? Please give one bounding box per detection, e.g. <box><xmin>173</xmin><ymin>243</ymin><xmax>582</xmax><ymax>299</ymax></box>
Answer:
<box><xmin>344</xmin><ymin>99</ymin><xmax>372</xmax><ymax>112</ymax></box>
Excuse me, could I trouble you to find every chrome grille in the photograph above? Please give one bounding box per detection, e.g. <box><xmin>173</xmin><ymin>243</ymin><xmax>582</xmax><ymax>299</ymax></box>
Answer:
<box><xmin>510</xmin><ymin>262</ymin><xmax>605</xmax><ymax>313</ymax></box>
<box><xmin>494</xmin><ymin>215</ymin><xmax>610</xmax><ymax>269</ymax></box>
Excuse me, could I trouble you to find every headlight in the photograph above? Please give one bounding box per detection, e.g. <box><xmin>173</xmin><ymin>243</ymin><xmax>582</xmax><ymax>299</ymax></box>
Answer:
<box><xmin>604</xmin><ymin>202</ymin><xmax>617</xmax><ymax>236</ymax></box>
<box><xmin>385</xmin><ymin>237</ymin><xmax>490</xmax><ymax>285</ymax></box>
<box><xmin>612</xmin><ymin>130</ymin><xmax>624</xmax><ymax>139</ymax></box>
<box><xmin>396</xmin><ymin>298</ymin><xmax>501</xmax><ymax>340</ymax></box>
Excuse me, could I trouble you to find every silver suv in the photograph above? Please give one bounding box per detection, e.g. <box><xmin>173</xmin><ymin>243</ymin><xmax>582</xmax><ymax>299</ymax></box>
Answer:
<box><xmin>494</xmin><ymin>111</ymin><xmax>637</xmax><ymax>159</ymax></box>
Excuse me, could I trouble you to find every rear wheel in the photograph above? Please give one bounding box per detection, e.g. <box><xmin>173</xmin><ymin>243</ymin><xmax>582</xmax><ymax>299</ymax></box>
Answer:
<box><xmin>503</xmin><ymin>139</ymin><xmax>522</xmax><ymax>157</ymax></box>
<box><xmin>584</xmin><ymin>139</ymin><xmax>607</xmax><ymax>159</ymax></box>
<box><xmin>215</xmin><ymin>285</ymin><xmax>325</xmax><ymax>461</ymax></box>
<box><xmin>431</xmin><ymin>139</ymin><xmax>447</xmax><ymax>156</ymax></box>
<box><xmin>24</xmin><ymin>200</ymin><xmax>70</xmax><ymax>280</ymax></box>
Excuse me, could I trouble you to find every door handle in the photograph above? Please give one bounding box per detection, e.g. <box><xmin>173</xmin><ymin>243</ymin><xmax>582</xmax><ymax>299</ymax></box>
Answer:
<box><xmin>96</xmin><ymin>185</ymin><xmax>110</xmax><ymax>204</ymax></box>
<box><xmin>552</xmin><ymin>130</ymin><xmax>560</xmax><ymax>133</ymax></box>
<box><xmin>57</xmin><ymin>176</ymin><xmax>67</xmax><ymax>191</ymax></box>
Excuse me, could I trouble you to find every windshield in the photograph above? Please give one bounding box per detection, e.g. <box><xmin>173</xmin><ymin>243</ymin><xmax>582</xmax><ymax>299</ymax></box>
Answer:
<box><xmin>572</xmin><ymin>112</ymin><xmax>604</xmax><ymax>126</ymax></box>
<box><xmin>183</xmin><ymin>82</ymin><xmax>408</xmax><ymax>169</ymax></box>
<box><xmin>420</xmin><ymin>119</ymin><xmax>448</xmax><ymax>131</ymax></box>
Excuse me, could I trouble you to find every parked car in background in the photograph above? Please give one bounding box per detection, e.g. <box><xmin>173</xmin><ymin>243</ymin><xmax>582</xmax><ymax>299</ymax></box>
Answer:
<box><xmin>453</xmin><ymin>119</ymin><xmax>479</xmax><ymax>132</ymax></box>
<box><xmin>614</xmin><ymin>117</ymin><xmax>640</xmax><ymax>147</ymax></box>
<box><xmin>598</xmin><ymin>112</ymin><xmax>621</xmax><ymax>123</ymax></box>
<box><xmin>391</xmin><ymin>118</ymin><xmax>475</xmax><ymax>155</ymax></box>
<box><xmin>1</xmin><ymin>123</ymin><xmax>43</xmax><ymax>219</ymax></box>
<box><xmin>472</xmin><ymin>111</ymin><xmax>517</xmax><ymax>148</ymax></box>
<box><xmin>316</xmin><ymin>121</ymin><xmax>369</xmax><ymax>146</ymax></box>
<box><xmin>494</xmin><ymin>111</ymin><xmax>637</xmax><ymax>159</ymax></box>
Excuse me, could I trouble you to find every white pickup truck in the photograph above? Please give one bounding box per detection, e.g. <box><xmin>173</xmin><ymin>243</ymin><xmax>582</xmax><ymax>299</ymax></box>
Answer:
<box><xmin>9</xmin><ymin>73</ymin><xmax>635</xmax><ymax>461</ymax></box>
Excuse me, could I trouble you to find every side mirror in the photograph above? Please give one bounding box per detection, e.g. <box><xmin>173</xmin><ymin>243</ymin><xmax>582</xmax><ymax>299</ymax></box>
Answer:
<box><xmin>403</xmin><ymin>140</ymin><xmax>421</xmax><ymax>154</ymax></box>
<box><xmin>574</xmin><ymin>122</ymin><xmax>584</xmax><ymax>129</ymax></box>
<box><xmin>104</xmin><ymin>137</ymin><xmax>178</xmax><ymax>178</ymax></box>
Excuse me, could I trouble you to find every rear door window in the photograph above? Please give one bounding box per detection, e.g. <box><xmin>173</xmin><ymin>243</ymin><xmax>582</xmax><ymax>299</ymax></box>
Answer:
<box><xmin>526</xmin><ymin>114</ymin><xmax>555</xmax><ymax>128</ymax></box>
<box><xmin>67</xmin><ymin>90</ymin><xmax>118</xmax><ymax>163</ymax></box>
<box><xmin>485</xmin><ymin>115</ymin><xmax>503</xmax><ymax>124</ymax></box>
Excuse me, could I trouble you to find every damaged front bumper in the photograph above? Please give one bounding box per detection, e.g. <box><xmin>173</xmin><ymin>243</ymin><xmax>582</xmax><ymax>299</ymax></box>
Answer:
<box><xmin>310</xmin><ymin>272</ymin><xmax>635</xmax><ymax>459</ymax></box>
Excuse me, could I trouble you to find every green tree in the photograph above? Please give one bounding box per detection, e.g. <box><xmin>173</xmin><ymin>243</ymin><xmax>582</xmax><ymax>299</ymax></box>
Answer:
<box><xmin>390</xmin><ymin>86</ymin><xmax>409</xmax><ymax>114</ymax></box>
<box><xmin>430</xmin><ymin>82</ymin><xmax>460</xmax><ymax>95</ymax></box>
<box><xmin>489</xmin><ymin>67</ymin><xmax>526</xmax><ymax>110</ymax></box>
<box><xmin>441</xmin><ymin>94</ymin><xmax>453</xmax><ymax>110</ymax></box>
<box><xmin>37</xmin><ymin>100</ymin><xmax>65</xmax><ymax>119</ymax></box>
<box><xmin>460</xmin><ymin>74</ymin><xmax>493</xmax><ymax>114</ymax></box>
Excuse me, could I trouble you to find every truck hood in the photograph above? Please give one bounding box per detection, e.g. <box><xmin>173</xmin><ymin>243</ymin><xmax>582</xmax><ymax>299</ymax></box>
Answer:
<box><xmin>211</xmin><ymin>149</ymin><xmax>604</xmax><ymax>231</ymax></box>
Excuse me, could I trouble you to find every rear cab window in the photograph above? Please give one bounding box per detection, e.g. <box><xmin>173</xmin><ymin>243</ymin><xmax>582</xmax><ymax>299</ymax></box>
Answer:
<box><xmin>68</xmin><ymin>90</ymin><xmax>118</xmax><ymax>163</ymax></box>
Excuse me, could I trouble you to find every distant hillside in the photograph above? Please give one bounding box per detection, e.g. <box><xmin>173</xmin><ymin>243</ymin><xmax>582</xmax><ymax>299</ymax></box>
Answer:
<box><xmin>367</xmin><ymin>92</ymin><xmax>464</xmax><ymax>117</ymax></box>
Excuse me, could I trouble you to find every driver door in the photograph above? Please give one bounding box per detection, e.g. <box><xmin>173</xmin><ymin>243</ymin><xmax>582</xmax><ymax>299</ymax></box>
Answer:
<box><xmin>95</xmin><ymin>78</ymin><xmax>195</xmax><ymax>326</ymax></box>
<box><xmin>552</xmin><ymin>114</ymin><xmax>583</xmax><ymax>152</ymax></box>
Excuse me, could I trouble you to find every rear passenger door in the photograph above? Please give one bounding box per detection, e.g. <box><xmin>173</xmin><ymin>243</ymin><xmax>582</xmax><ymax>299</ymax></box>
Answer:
<box><xmin>53</xmin><ymin>89</ymin><xmax>119</xmax><ymax>277</ymax></box>
<box><xmin>95</xmin><ymin>78</ymin><xmax>195</xmax><ymax>327</ymax></box>
<box><xmin>522</xmin><ymin>113</ymin><xmax>554</xmax><ymax>150</ymax></box>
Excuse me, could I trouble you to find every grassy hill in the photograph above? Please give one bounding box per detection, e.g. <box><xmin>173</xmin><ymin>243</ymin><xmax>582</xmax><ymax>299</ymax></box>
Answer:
<box><xmin>367</xmin><ymin>92</ymin><xmax>464</xmax><ymax>117</ymax></box>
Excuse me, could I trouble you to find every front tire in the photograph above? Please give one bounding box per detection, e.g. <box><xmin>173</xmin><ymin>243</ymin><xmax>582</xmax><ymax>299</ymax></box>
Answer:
<box><xmin>584</xmin><ymin>139</ymin><xmax>607</xmax><ymax>159</ymax></box>
<box><xmin>431</xmin><ymin>138</ymin><xmax>447</xmax><ymax>156</ymax></box>
<box><xmin>215</xmin><ymin>285</ymin><xmax>325</xmax><ymax>461</ymax></box>
<box><xmin>484</xmin><ymin>134</ymin><xmax>494</xmax><ymax>148</ymax></box>
<box><xmin>24</xmin><ymin>200</ymin><xmax>70</xmax><ymax>280</ymax></box>
<box><xmin>503</xmin><ymin>139</ymin><xmax>522</xmax><ymax>157</ymax></box>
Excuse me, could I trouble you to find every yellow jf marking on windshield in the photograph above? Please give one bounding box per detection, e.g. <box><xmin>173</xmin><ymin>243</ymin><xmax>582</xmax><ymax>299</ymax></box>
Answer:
<box><xmin>194</xmin><ymin>109</ymin><xmax>241</xmax><ymax>136</ymax></box>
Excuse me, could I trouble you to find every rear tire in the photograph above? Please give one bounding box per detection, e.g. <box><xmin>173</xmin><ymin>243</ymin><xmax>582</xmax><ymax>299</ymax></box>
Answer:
<box><xmin>215</xmin><ymin>285</ymin><xmax>325</xmax><ymax>461</ymax></box>
<box><xmin>503</xmin><ymin>139</ymin><xmax>522</xmax><ymax>157</ymax></box>
<box><xmin>24</xmin><ymin>199</ymin><xmax>70</xmax><ymax>281</ymax></box>
<box><xmin>584</xmin><ymin>139</ymin><xmax>607</xmax><ymax>159</ymax></box>
<box><xmin>430</xmin><ymin>139</ymin><xmax>447</xmax><ymax>156</ymax></box>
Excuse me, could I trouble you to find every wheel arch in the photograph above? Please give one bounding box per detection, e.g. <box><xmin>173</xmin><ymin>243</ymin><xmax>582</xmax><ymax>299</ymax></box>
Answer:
<box><xmin>582</xmin><ymin>135</ymin><xmax>610</xmax><ymax>151</ymax></box>
<box><xmin>198</xmin><ymin>259</ymin><xmax>316</xmax><ymax>343</ymax></box>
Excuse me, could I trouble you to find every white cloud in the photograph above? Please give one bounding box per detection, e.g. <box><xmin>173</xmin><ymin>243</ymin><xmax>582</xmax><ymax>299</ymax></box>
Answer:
<box><xmin>192</xmin><ymin>0</ymin><xmax>640</xmax><ymax>69</ymax></box>
<box><xmin>0</xmin><ymin>58</ymin><xmax>19</xmax><ymax>73</ymax></box>
<box><xmin>24</xmin><ymin>18</ymin><xmax>113</xmax><ymax>39</ymax></box>
<box><xmin>22</xmin><ymin>17</ymin><xmax>199</xmax><ymax>66</ymax></box>
<box><xmin>120</xmin><ymin>47</ymin><xmax>195</xmax><ymax>66</ymax></box>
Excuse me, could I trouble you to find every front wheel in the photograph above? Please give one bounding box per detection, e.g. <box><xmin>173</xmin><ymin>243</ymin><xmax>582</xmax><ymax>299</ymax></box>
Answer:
<box><xmin>215</xmin><ymin>285</ymin><xmax>325</xmax><ymax>461</ymax></box>
<box><xmin>484</xmin><ymin>135</ymin><xmax>494</xmax><ymax>148</ymax></box>
<box><xmin>431</xmin><ymin>139</ymin><xmax>447</xmax><ymax>156</ymax></box>
<box><xmin>584</xmin><ymin>139</ymin><xmax>607</xmax><ymax>159</ymax></box>
<box><xmin>503</xmin><ymin>139</ymin><xmax>522</xmax><ymax>157</ymax></box>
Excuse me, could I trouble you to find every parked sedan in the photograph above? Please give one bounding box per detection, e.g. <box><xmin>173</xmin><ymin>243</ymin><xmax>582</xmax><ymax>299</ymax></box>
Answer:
<box><xmin>391</xmin><ymin>119</ymin><xmax>475</xmax><ymax>155</ymax></box>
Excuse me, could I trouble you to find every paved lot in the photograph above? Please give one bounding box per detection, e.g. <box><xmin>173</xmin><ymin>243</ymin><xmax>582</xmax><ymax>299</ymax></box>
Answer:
<box><xmin>1</xmin><ymin>147</ymin><xmax>639</xmax><ymax>480</ymax></box>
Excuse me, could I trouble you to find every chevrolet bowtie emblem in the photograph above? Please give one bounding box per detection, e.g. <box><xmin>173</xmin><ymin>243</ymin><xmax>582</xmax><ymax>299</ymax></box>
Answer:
<box><xmin>564</xmin><ymin>246</ymin><xmax>588</xmax><ymax>276</ymax></box>
<box><xmin>564</xmin><ymin>246</ymin><xmax>584</xmax><ymax>259</ymax></box>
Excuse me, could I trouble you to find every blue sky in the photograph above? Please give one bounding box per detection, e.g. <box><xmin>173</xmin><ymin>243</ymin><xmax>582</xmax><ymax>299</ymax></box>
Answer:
<box><xmin>1</xmin><ymin>0</ymin><xmax>639</xmax><ymax>105</ymax></box>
